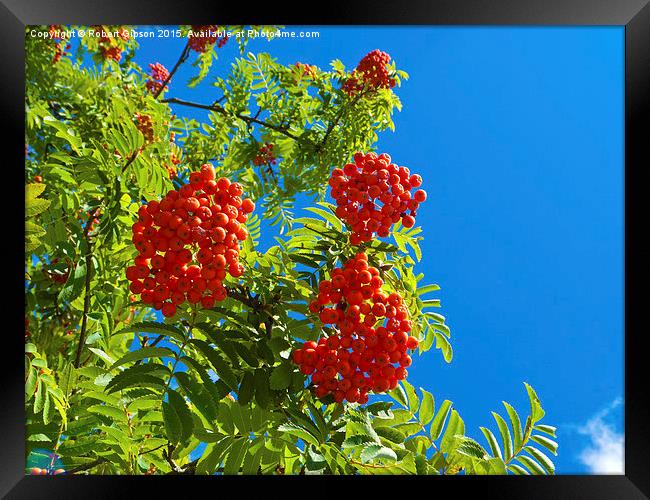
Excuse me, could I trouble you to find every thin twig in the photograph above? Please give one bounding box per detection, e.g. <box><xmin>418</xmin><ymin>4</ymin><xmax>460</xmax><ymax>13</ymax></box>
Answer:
<box><xmin>73</xmin><ymin>211</ymin><xmax>94</xmax><ymax>368</ymax></box>
<box><xmin>320</xmin><ymin>88</ymin><xmax>369</xmax><ymax>149</ymax></box>
<box><xmin>120</xmin><ymin>149</ymin><xmax>141</xmax><ymax>174</ymax></box>
<box><xmin>224</xmin><ymin>285</ymin><xmax>262</xmax><ymax>310</ymax></box>
<box><xmin>161</xmin><ymin>97</ymin><xmax>310</xmax><ymax>144</ymax></box>
<box><xmin>140</xmin><ymin>443</ymin><xmax>167</xmax><ymax>456</ymax></box>
<box><xmin>153</xmin><ymin>41</ymin><xmax>190</xmax><ymax>99</ymax></box>
<box><xmin>67</xmin><ymin>457</ymin><xmax>107</xmax><ymax>474</ymax></box>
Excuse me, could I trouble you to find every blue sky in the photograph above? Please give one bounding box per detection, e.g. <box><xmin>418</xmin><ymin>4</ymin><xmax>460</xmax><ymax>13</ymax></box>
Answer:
<box><xmin>121</xmin><ymin>26</ymin><xmax>624</xmax><ymax>473</ymax></box>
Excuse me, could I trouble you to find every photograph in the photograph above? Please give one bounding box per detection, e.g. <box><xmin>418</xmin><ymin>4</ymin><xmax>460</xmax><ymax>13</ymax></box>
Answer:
<box><xmin>5</xmin><ymin>6</ymin><xmax>643</xmax><ymax>493</ymax></box>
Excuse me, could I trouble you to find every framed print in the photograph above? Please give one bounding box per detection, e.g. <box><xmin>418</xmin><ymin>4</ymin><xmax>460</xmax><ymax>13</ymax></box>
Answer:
<box><xmin>2</xmin><ymin>0</ymin><xmax>648</xmax><ymax>498</ymax></box>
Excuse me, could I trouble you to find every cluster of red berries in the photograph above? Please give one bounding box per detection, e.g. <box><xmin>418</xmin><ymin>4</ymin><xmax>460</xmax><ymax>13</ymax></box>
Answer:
<box><xmin>87</xmin><ymin>208</ymin><xmax>101</xmax><ymax>233</ymax></box>
<box><xmin>329</xmin><ymin>152</ymin><xmax>426</xmax><ymax>244</ymax></box>
<box><xmin>29</xmin><ymin>467</ymin><xmax>65</xmax><ymax>475</ymax></box>
<box><xmin>48</xmin><ymin>24</ymin><xmax>62</xmax><ymax>38</ymax></box>
<box><xmin>98</xmin><ymin>29</ymin><xmax>129</xmax><ymax>61</ymax></box>
<box><xmin>100</xmin><ymin>44</ymin><xmax>122</xmax><ymax>61</ymax></box>
<box><xmin>342</xmin><ymin>50</ymin><xmax>396</xmax><ymax>96</ymax></box>
<box><xmin>292</xmin><ymin>252</ymin><xmax>419</xmax><ymax>404</ymax></box>
<box><xmin>294</xmin><ymin>62</ymin><xmax>317</xmax><ymax>79</ymax></box>
<box><xmin>144</xmin><ymin>464</ymin><xmax>157</xmax><ymax>475</ymax></box>
<box><xmin>43</xmin><ymin>257</ymin><xmax>71</xmax><ymax>285</ymax></box>
<box><xmin>188</xmin><ymin>26</ymin><xmax>228</xmax><ymax>53</ymax></box>
<box><xmin>34</xmin><ymin>175</ymin><xmax>43</xmax><ymax>183</ymax></box>
<box><xmin>146</xmin><ymin>63</ymin><xmax>170</xmax><ymax>94</ymax></box>
<box><xmin>47</xmin><ymin>25</ymin><xmax>70</xmax><ymax>63</ymax></box>
<box><xmin>126</xmin><ymin>164</ymin><xmax>255</xmax><ymax>317</ymax></box>
<box><xmin>252</xmin><ymin>143</ymin><xmax>277</xmax><ymax>167</ymax></box>
<box><xmin>135</xmin><ymin>113</ymin><xmax>155</xmax><ymax>143</ymax></box>
<box><xmin>52</xmin><ymin>40</ymin><xmax>71</xmax><ymax>64</ymax></box>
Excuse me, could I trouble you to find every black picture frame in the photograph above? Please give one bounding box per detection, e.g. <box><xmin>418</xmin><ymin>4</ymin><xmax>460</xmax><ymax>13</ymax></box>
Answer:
<box><xmin>3</xmin><ymin>1</ymin><xmax>648</xmax><ymax>498</ymax></box>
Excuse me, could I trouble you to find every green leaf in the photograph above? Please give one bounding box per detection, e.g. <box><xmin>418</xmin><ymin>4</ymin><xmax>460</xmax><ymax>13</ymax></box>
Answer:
<box><xmin>269</xmin><ymin>363</ymin><xmax>292</xmax><ymax>390</ymax></box>
<box><xmin>166</xmin><ymin>388</ymin><xmax>194</xmax><ymax>443</ymax></box>
<box><xmin>507</xmin><ymin>464</ymin><xmax>530</xmax><ymax>475</ymax></box>
<box><xmin>33</xmin><ymin>381</ymin><xmax>46</xmax><ymax>414</ymax></box>
<box><xmin>25</xmin><ymin>221</ymin><xmax>46</xmax><ymax>237</ymax></box>
<box><xmin>110</xmin><ymin>347</ymin><xmax>174</xmax><ymax>370</ymax></box>
<box><xmin>196</xmin><ymin>436</ymin><xmax>233</xmax><ymax>474</ymax></box>
<box><xmin>306</xmin><ymin>401</ymin><xmax>329</xmax><ymax>440</ymax></box>
<box><xmin>277</xmin><ymin>422</ymin><xmax>319</xmax><ymax>447</ymax></box>
<box><xmin>524</xmin><ymin>446</ymin><xmax>555</xmax><ymax>474</ymax></box>
<box><xmin>25</xmin><ymin>183</ymin><xmax>46</xmax><ymax>201</ymax></box>
<box><xmin>162</xmin><ymin>400</ymin><xmax>182</xmax><ymax>444</ymax></box>
<box><xmin>375</xmin><ymin>426</ymin><xmax>406</xmax><ymax>444</ymax></box>
<box><xmin>223</xmin><ymin>438</ymin><xmax>249</xmax><ymax>475</ymax></box>
<box><xmin>175</xmin><ymin>372</ymin><xmax>218</xmax><ymax>421</ymax></box>
<box><xmin>503</xmin><ymin>402</ymin><xmax>523</xmax><ymax>452</ymax></box>
<box><xmin>58</xmin><ymin>363</ymin><xmax>77</xmax><ymax>398</ymax></box>
<box><xmin>360</xmin><ymin>444</ymin><xmax>397</xmax><ymax>463</ymax></box>
<box><xmin>516</xmin><ymin>454</ymin><xmax>546</xmax><ymax>475</ymax></box>
<box><xmin>106</xmin><ymin>363</ymin><xmax>169</xmax><ymax>393</ymax></box>
<box><xmin>430</xmin><ymin>400</ymin><xmax>453</xmax><ymax>440</ymax></box>
<box><xmin>492</xmin><ymin>412</ymin><xmax>513</xmax><ymax>461</ymax></box>
<box><xmin>456</xmin><ymin>437</ymin><xmax>488</xmax><ymax>459</ymax></box>
<box><xmin>190</xmin><ymin>339</ymin><xmax>239</xmax><ymax>391</ymax></box>
<box><xmin>419</xmin><ymin>389</ymin><xmax>435</xmax><ymax>425</ymax></box>
<box><xmin>342</xmin><ymin>434</ymin><xmax>377</xmax><ymax>448</ymax></box>
<box><xmin>389</xmin><ymin>385</ymin><xmax>408</xmax><ymax>408</ymax></box>
<box><xmin>401</xmin><ymin>380</ymin><xmax>419</xmax><ymax>413</ymax></box>
<box><xmin>524</xmin><ymin>382</ymin><xmax>545</xmax><ymax>424</ymax></box>
<box><xmin>25</xmin><ymin>198</ymin><xmax>51</xmax><ymax>217</ymax></box>
<box><xmin>417</xmin><ymin>283</ymin><xmax>441</xmax><ymax>296</ymax></box>
<box><xmin>114</xmin><ymin>322</ymin><xmax>186</xmax><ymax>342</ymax></box>
<box><xmin>241</xmin><ymin>439</ymin><xmax>265</xmax><ymax>474</ymax></box>
<box><xmin>237</xmin><ymin>372</ymin><xmax>255</xmax><ymax>405</ymax></box>
<box><xmin>253</xmin><ymin>368</ymin><xmax>270</xmax><ymax>408</ymax></box>
<box><xmin>87</xmin><ymin>404</ymin><xmax>126</xmax><ymax>422</ymax></box>
<box><xmin>533</xmin><ymin>424</ymin><xmax>557</xmax><ymax>437</ymax></box>
<box><xmin>435</xmin><ymin>331</ymin><xmax>453</xmax><ymax>362</ymax></box>
<box><xmin>58</xmin><ymin>261</ymin><xmax>86</xmax><ymax>304</ymax></box>
<box><xmin>480</xmin><ymin>426</ymin><xmax>503</xmax><ymax>460</ymax></box>
<box><xmin>440</xmin><ymin>409</ymin><xmax>464</xmax><ymax>452</ymax></box>
<box><xmin>530</xmin><ymin>434</ymin><xmax>558</xmax><ymax>455</ymax></box>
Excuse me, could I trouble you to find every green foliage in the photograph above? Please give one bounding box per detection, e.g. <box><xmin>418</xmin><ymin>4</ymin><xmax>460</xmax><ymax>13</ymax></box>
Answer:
<box><xmin>24</xmin><ymin>24</ymin><xmax>558</xmax><ymax>476</ymax></box>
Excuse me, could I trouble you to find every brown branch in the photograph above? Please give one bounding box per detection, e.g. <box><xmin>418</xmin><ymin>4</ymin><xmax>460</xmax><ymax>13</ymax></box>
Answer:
<box><xmin>140</xmin><ymin>443</ymin><xmax>167</xmax><ymax>456</ymax></box>
<box><xmin>320</xmin><ymin>88</ymin><xmax>369</xmax><ymax>149</ymax></box>
<box><xmin>163</xmin><ymin>444</ymin><xmax>200</xmax><ymax>474</ymax></box>
<box><xmin>161</xmin><ymin>97</ymin><xmax>308</xmax><ymax>143</ymax></box>
<box><xmin>73</xmin><ymin>211</ymin><xmax>94</xmax><ymax>368</ymax></box>
<box><xmin>67</xmin><ymin>457</ymin><xmax>107</xmax><ymax>474</ymax></box>
<box><xmin>224</xmin><ymin>285</ymin><xmax>262</xmax><ymax>310</ymax></box>
<box><xmin>120</xmin><ymin>148</ymin><xmax>141</xmax><ymax>174</ymax></box>
<box><xmin>153</xmin><ymin>41</ymin><xmax>190</xmax><ymax>99</ymax></box>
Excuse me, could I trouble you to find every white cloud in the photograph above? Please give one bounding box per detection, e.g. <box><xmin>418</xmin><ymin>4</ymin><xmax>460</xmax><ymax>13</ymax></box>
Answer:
<box><xmin>577</xmin><ymin>398</ymin><xmax>624</xmax><ymax>474</ymax></box>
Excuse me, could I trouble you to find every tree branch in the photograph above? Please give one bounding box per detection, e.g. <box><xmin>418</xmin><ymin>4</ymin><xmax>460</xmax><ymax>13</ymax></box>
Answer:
<box><xmin>224</xmin><ymin>285</ymin><xmax>262</xmax><ymax>310</ymax></box>
<box><xmin>163</xmin><ymin>444</ymin><xmax>200</xmax><ymax>474</ymax></box>
<box><xmin>320</xmin><ymin>88</ymin><xmax>369</xmax><ymax>149</ymax></box>
<box><xmin>120</xmin><ymin>148</ymin><xmax>141</xmax><ymax>174</ymax></box>
<box><xmin>153</xmin><ymin>41</ymin><xmax>190</xmax><ymax>99</ymax></box>
<box><xmin>67</xmin><ymin>457</ymin><xmax>107</xmax><ymax>474</ymax></box>
<box><xmin>73</xmin><ymin>211</ymin><xmax>94</xmax><ymax>368</ymax></box>
<box><xmin>161</xmin><ymin>97</ymin><xmax>309</xmax><ymax>144</ymax></box>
